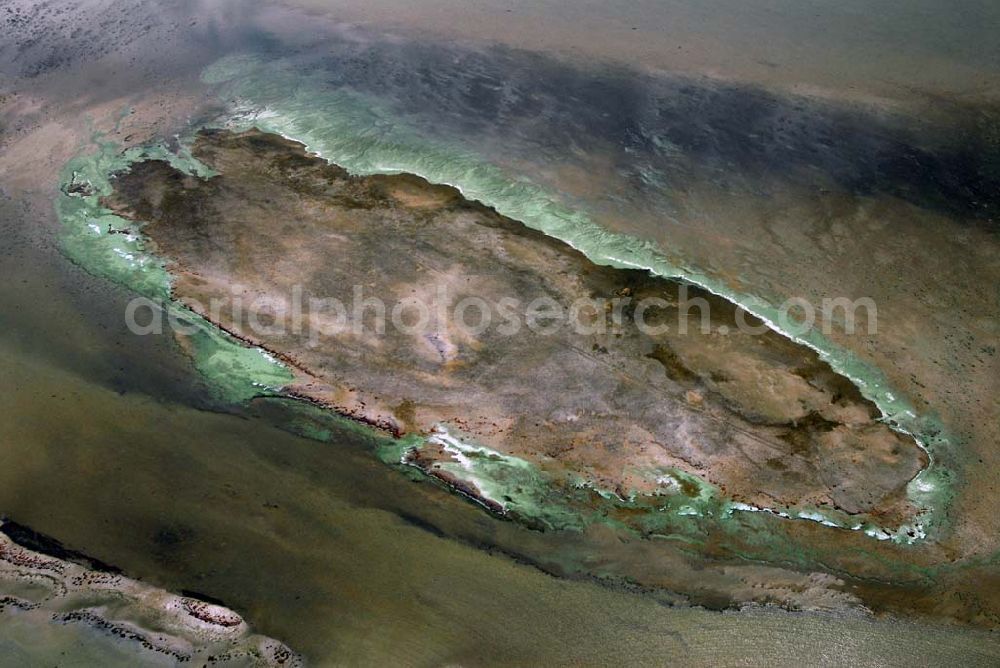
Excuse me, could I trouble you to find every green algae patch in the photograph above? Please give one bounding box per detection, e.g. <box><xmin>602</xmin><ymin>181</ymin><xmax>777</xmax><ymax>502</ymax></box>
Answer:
<box><xmin>415</xmin><ymin>427</ymin><xmax>589</xmax><ymax>532</ymax></box>
<box><xmin>56</xmin><ymin>135</ymin><xmax>292</xmax><ymax>404</ymax></box>
<box><xmin>173</xmin><ymin>305</ymin><xmax>295</xmax><ymax>403</ymax></box>
<box><xmin>58</xmin><ymin>139</ymin><xmax>172</xmax><ymax>300</ymax></box>
<box><xmin>57</xmin><ymin>132</ymin><xmax>215</xmax><ymax>299</ymax></box>
<box><xmin>245</xmin><ymin>395</ymin><xmax>429</xmax><ymax>477</ymax></box>
<box><xmin>241</xmin><ymin>398</ymin><xmax>587</xmax><ymax>528</ymax></box>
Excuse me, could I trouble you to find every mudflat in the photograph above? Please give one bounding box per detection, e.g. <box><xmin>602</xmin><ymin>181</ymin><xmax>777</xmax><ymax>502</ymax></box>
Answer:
<box><xmin>105</xmin><ymin>128</ymin><xmax>926</xmax><ymax>525</ymax></box>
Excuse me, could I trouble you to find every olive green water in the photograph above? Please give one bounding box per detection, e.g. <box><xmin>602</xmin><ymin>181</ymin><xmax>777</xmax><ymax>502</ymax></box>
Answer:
<box><xmin>3</xmin><ymin>0</ymin><xmax>1000</xmax><ymax>664</ymax></box>
<box><xmin>3</xmin><ymin>201</ymin><xmax>1000</xmax><ymax>665</ymax></box>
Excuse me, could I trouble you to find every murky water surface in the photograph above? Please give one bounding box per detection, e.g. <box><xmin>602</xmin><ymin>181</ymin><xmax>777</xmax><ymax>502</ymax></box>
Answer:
<box><xmin>1</xmin><ymin>0</ymin><xmax>998</xmax><ymax>664</ymax></box>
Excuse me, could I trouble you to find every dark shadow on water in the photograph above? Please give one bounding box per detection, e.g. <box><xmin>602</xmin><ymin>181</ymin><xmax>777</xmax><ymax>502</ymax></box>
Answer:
<box><xmin>305</xmin><ymin>39</ymin><xmax>1000</xmax><ymax>223</ymax></box>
